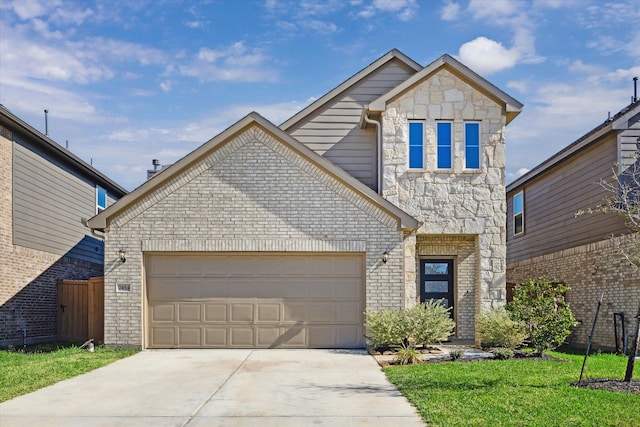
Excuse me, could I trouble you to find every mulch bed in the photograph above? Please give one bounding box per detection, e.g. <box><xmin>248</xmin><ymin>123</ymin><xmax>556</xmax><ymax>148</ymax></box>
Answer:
<box><xmin>372</xmin><ymin>347</ymin><xmax>568</xmax><ymax>367</ymax></box>
<box><xmin>570</xmin><ymin>378</ymin><xmax>640</xmax><ymax>394</ymax></box>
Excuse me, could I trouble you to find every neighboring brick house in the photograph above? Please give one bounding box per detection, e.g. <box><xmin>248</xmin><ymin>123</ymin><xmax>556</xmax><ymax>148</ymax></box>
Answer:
<box><xmin>88</xmin><ymin>50</ymin><xmax>522</xmax><ymax>349</ymax></box>
<box><xmin>506</xmin><ymin>99</ymin><xmax>640</xmax><ymax>351</ymax></box>
<box><xmin>0</xmin><ymin>105</ymin><xmax>127</xmax><ymax>347</ymax></box>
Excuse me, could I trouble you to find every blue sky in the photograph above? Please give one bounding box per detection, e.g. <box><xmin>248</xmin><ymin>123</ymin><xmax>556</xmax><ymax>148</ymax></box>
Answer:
<box><xmin>1</xmin><ymin>0</ymin><xmax>639</xmax><ymax>190</ymax></box>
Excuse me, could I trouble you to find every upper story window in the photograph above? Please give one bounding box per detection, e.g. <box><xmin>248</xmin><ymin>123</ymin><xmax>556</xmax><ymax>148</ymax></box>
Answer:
<box><xmin>96</xmin><ymin>186</ymin><xmax>107</xmax><ymax>214</ymax></box>
<box><xmin>465</xmin><ymin>122</ymin><xmax>480</xmax><ymax>169</ymax></box>
<box><xmin>513</xmin><ymin>191</ymin><xmax>524</xmax><ymax>236</ymax></box>
<box><xmin>436</xmin><ymin>122</ymin><xmax>452</xmax><ymax>169</ymax></box>
<box><xmin>408</xmin><ymin>121</ymin><xmax>424</xmax><ymax>169</ymax></box>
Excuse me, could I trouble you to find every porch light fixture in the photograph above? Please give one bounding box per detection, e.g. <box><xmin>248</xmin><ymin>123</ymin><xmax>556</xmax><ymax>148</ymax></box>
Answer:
<box><xmin>118</xmin><ymin>249</ymin><xmax>127</xmax><ymax>263</ymax></box>
<box><xmin>382</xmin><ymin>250</ymin><xmax>389</xmax><ymax>264</ymax></box>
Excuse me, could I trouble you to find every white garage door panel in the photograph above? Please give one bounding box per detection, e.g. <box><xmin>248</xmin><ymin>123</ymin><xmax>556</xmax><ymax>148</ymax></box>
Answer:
<box><xmin>146</xmin><ymin>254</ymin><xmax>364</xmax><ymax>348</ymax></box>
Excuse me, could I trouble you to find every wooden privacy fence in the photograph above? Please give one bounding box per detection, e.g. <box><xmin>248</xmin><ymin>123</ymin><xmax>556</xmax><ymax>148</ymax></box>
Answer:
<box><xmin>57</xmin><ymin>277</ymin><xmax>104</xmax><ymax>343</ymax></box>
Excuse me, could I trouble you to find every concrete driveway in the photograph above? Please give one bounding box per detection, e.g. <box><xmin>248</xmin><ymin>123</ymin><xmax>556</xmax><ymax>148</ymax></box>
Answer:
<box><xmin>0</xmin><ymin>349</ymin><xmax>424</xmax><ymax>426</ymax></box>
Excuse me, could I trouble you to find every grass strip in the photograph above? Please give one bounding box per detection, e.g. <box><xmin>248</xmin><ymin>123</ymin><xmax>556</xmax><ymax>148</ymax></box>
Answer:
<box><xmin>0</xmin><ymin>344</ymin><xmax>138</xmax><ymax>402</ymax></box>
<box><xmin>384</xmin><ymin>350</ymin><xmax>640</xmax><ymax>427</ymax></box>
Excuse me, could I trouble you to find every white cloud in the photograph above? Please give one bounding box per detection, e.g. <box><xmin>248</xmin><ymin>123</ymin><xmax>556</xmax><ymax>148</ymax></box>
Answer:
<box><xmin>186</xmin><ymin>20</ymin><xmax>208</xmax><ymax>29</ymax></box>
<box><xmin>506</xmin><ymin>80</ymin><xmax>529</xmax><ymax>94</ymax></box>
<box><xmin>4</xmin><ymin>0</ymin><xmax>61</xmax><ymax>20</ymax></box>
<box><xmin>440</xmin><ymin>1</ymin><xmax>460</xmax><ymax>21</ymax></box>
<box><xmin>506</xmin><ymin>168</ymin><xmax>530</xmax><ymax>182</ymax></box>
<box><xmin>300</xmin><ymin>19</ymin><xmax>340</xmax><ymax>34</ymax></box>
<box><xmin>568</xmin><ymin>60</ymin><xmax>605</xmax><ymax>75</ymax></box>
<box><xmin>467</xmin><ymin>0</ymin><xmax>517</xmax><ymax>20</ymax></box>
<box><xmin>358</xmin><ymin>0</ymin><xmax>418</xmax><ymax>21</ymax></box>
<box><xmin>0</xmin><ymin>28</ymin><xmax>114</xmax><ymax>84</ymax></box>
<box><xmin>625</xmin><ymin>31</ymin><xmax>640</xmax><ymax>56</ymax></box>
<box><xmin>177</xmin><ymin>42</ymin><xmax>278</xmax><ymax>83</ymax></box>
<box><xmin>296</xmin><ymin>0</ymin><xmax>344</xmax><ymax>17</ymax></box>
<box><xmin>604</xmin><ymin>66</ymin><xmax>640</xmax><ymax>83</ymax></box>
<box><xmin>159</xmin><ymin>80</ymin><xmax>173</xmax><ymax>92</ymax></box>
<box><xmin>458</xmin><ymin>37</ymin><xmax>520</xmax><ymax>75</ymax></box>
<box><xmin>131</xmin><ymin>89</ymin><xmax>155</xmax><ymax>97</ymax></box>
<box><xmin>49</xmin><ymin>6</ymin><xmax>94</xmax><ymax>25</ymax></box>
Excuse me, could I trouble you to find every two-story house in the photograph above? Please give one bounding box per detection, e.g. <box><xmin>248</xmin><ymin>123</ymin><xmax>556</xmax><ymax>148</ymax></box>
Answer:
<box><xmin>506</xmin><ymin>99</ymin><xmax>640</xmax><ymax>351</ymax></box>
<box><xmin>0</xmin><ymin>105</ymin><xmax>127</xmax><ymax>347</ymax></box>
<box><xmin>88</xmin><ymin>49</ymin><xmax>522</xmax><ymax>349</ymax></box>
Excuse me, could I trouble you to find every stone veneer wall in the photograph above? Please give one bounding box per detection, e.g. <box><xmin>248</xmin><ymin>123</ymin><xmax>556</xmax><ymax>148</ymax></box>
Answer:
<box><xmin>0</xmin><ymin>133</ymin><xmax>102</xmax><ymax>347</ymax></box>
<box><xmin>507</xmin><ymin>234</ymin><xmax>639</xmax><ymax>350</ymax></box>
<box><xmin>103</xmin><ymin>125</ymin><xmax>405</xmax><ymax>348</ymax></box>
<box><xmin>381</xmin><ymin>68</ymin><xmax>508</xmax><ymax>324</ymax></box>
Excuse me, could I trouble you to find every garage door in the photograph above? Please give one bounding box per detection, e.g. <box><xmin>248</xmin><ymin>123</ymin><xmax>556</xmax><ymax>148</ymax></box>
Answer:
<box><xmin>146</xmin><ymin>254</ymin><xmax>364</xmax><ymax>349</ymax></box>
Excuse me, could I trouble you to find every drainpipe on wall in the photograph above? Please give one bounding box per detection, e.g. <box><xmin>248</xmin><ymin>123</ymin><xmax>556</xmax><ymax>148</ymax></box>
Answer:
<box><xmin>363</xmin><ymin>111</ymin><xmax>383</xmax><ymax>194</ymax></box>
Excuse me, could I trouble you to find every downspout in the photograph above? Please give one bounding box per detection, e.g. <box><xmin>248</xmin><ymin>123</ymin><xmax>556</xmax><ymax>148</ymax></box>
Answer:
<box><xmin>363</xmin><ymin>111</ymin><xmax>383</xmax><ymax>194</ymax></box>
<box><xmin>91</xmin><ymin>229</ymin><xmax>105</xmax><ymax>240</ymax></box>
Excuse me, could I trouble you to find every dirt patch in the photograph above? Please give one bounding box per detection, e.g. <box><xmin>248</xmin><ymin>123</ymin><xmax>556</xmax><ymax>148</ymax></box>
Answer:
<box><xmin>570</xmin><ymin>379</ymin><xmax>640</xmax><ymax>394</ymax></box>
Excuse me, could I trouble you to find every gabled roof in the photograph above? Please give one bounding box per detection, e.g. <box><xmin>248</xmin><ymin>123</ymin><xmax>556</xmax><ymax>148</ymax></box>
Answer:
<box><xmin>368</xmin><ymin>54</ymin><xmax>523</xmax><ymax>125</ymax></box>
<box><xmin>507</xmin><ymin>99</ymin><xmax>640</xmax><ymax>192</ymax></box>
<box><xmin>280</xmin><ymin>49</ymin><xmax>422</xmax><ymax>131</ymax></box>
<box><xmin>88</xmin><ymin>112</ymin><xmax>419</xmax><ymax>231</ymax></box>
<box><xmin>0</xmin><ymin>104</ymin><xmax>127</xmax><ymax>197</ymax></box>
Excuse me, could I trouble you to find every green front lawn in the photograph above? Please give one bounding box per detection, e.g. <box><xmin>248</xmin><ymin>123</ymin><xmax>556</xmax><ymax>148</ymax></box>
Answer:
<box><xmin>0</xmin><ymin>344</ymin><xmax>138</xmax><ymax>402</ymax></box>
<box><xmin>384</xmin><ymin>350</ymin><xmax>640</xmax><ymax>427</ymax></box>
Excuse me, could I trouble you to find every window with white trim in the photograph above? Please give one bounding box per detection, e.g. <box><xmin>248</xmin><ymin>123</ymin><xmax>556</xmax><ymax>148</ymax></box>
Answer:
<box><xmin>513</xmin><ymin>191</ymin><xmax>524</xmax><ymax>235</ymax></box>
<box><xmin>436</xmin><ymin>122</ymin><xmax>452</xmax><ymax>169</ymax></box>
<box><xmin>96</xmin><ymin>186</ymin><xmax>107</xmax><ymax>214</ymax></box>
<box><xmin>465</xmin><ymin>122</ymin><xmax>480</xmax><ymax>169</ymax></box>
<box><xmin>408</xmin><ymin>121</ymin><xmax>424</xmax><ymax>169</ymax></box>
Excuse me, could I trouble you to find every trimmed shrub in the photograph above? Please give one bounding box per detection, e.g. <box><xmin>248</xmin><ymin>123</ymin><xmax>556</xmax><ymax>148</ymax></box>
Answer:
<box><xmin>492</xmin><ymin>347</ymin><xmax>514</xmax><ymax>360</ymax></box>
<box><xmin>407</xmin><ymin>300</ymin><xmax>456</xmax><ymax>346</ymax></box>
<box><xmin>365</xmin><ymin>300</ymin><xmax>456</xmax><ymax>348</ymax></box>
<box><xmin>506</xmin><ymin>276</ymin><xmax>577</xmax><ymax>355</ymax></box>
<box><xmin>364</xmin><ymin>308</ymin><xmax>410</xmax><ymax>348</ymax></box>
<box><xmin>477</xmin><ymin>306</ymin><xmax>527</xmax><ymax>349</ymax></box>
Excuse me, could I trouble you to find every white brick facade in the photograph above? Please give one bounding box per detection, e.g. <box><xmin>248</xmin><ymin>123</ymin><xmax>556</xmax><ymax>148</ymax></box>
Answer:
<box><xmin>102</xmin><ymin>125</ymin><xmax>406</xmax><ymax>347</ymax></box>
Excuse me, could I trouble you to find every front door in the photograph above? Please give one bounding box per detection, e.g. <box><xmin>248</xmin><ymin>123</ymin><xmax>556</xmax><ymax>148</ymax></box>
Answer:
<box><xmin>420</xmin><ymin>259</ymin><xmax>454</xmax><ymax>312</ymax></box>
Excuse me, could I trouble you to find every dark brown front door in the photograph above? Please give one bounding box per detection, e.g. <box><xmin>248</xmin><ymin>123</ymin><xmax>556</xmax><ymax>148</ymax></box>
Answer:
<box><xmin>420</xmin><ymin>259</ymin><xmax>454</xmax><ymax>312</ymax></box>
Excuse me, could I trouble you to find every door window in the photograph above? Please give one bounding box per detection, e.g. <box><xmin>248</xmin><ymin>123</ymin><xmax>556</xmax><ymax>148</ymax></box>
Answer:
<box><xmin>420</xmin><ymin>259</ymin><xmax>454</xmax><ymax>312</ymax></box>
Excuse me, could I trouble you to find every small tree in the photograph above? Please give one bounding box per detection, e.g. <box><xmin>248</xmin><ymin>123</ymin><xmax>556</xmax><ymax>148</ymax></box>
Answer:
<box><xmin>507</xmin><ymin>277</ymin><xmax>577</xmax><ymax>356</ymax></box>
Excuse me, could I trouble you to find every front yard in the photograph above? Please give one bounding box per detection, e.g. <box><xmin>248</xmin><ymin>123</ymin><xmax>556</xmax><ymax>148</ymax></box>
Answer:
<box><xmin>0</xmin><ymin>344</ymin><xmax>138</xmax><ymax>402</ymax></box>
<box><xmin>384</xmin><ymin>349</ymin><xmax>640</xmax><ymax>427</ymax></box>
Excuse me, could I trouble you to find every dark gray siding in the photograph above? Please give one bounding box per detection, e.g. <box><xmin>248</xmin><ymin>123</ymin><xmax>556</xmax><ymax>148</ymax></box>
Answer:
<box><xmin>507</xmin><ymin>133</ymin><xmax>628</xmax><ymax>263</ymax></box>
<box><xmin>288</xmin><ymin>59</ymin><xmax>416</xmax><ymax>191</ymax></box>
<box><xmin>12</xmin><ymin>134</ymin><xmax>111</xmax><ymax>262</ymax></box>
